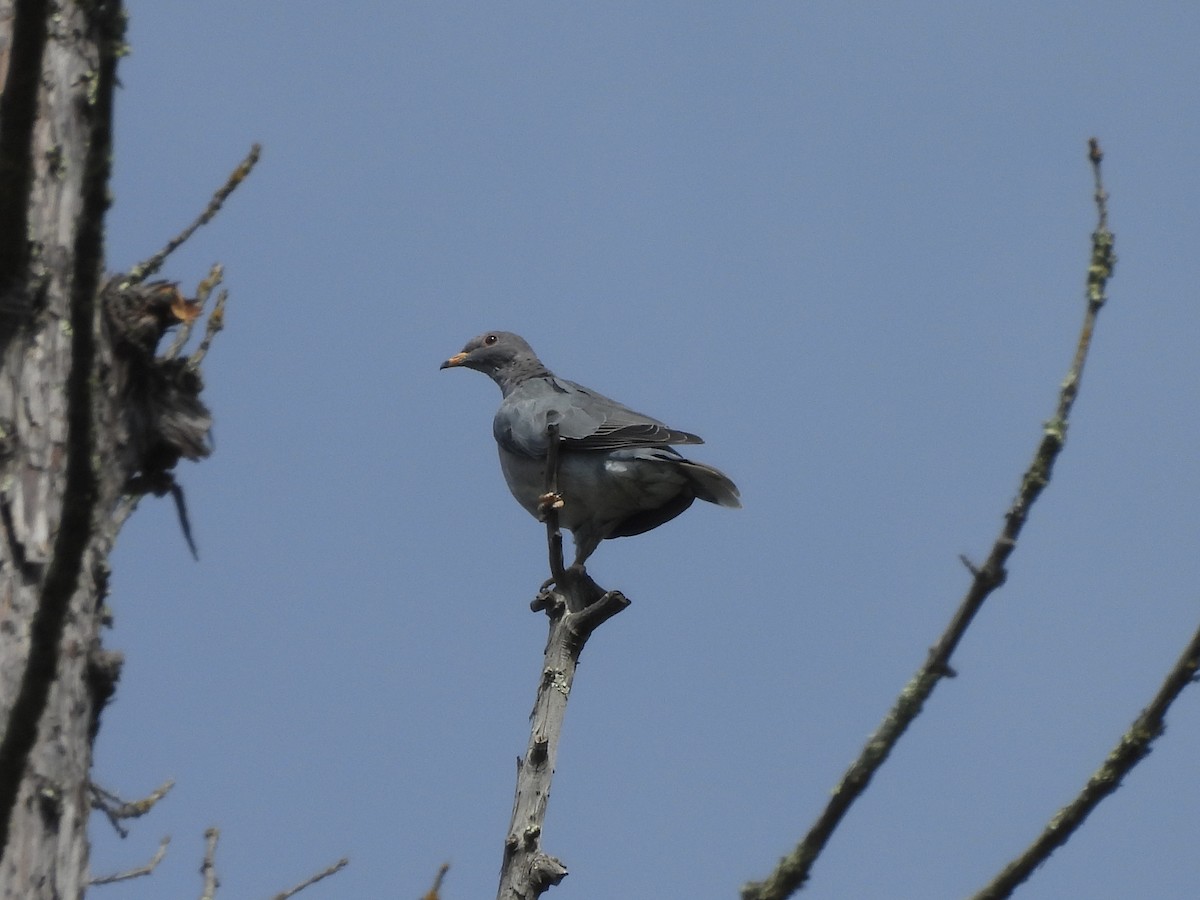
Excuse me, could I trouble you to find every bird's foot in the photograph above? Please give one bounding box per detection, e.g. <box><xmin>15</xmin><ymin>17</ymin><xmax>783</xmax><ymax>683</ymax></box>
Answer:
<box><xmin>536</xmin><ymin>491</ymin><xmax>565</xmax><ymax>521</ymax></box>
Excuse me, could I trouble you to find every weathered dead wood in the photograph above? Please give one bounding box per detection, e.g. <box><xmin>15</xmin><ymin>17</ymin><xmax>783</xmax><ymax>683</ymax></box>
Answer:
<box><xmin>497</xmin><ymin>424</ymin><xmax>629</xmax><ymax>899</ymax></box>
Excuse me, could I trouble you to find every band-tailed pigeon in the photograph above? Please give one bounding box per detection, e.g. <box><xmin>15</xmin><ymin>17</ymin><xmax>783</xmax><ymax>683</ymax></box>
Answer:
<box><xmin>441</xmin><ymin>331</ymin><xmax>740</xmax><ymax>570</ymax></box>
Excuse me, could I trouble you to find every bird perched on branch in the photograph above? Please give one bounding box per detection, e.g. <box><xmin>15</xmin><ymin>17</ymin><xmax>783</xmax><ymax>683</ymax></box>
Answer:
<box><xmin>441</xmin><ymin>331</ymin><xmax>740</xmax><ymax>573</ymax></box>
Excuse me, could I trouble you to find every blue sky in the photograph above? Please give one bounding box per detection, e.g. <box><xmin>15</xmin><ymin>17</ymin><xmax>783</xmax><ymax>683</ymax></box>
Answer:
<box><xmin>90</xmin><ymin>4</ymin><xmax>1200</xmax><ymax>898</ymax></box>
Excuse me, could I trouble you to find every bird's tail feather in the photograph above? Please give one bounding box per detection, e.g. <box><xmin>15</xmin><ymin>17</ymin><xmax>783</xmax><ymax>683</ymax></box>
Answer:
<box><xmin>681</xmin><ymin>460</ymin><xmax>741</xmax><ymax>508</ymax></box>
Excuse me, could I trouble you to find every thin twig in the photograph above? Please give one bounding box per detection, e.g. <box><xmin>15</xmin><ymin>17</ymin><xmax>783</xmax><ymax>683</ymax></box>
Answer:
<box><xmin>188</xmin><ymin>288</ymin><xmax>227</xmax><ymax>368</ymax></box>
<box><xmin>127</xmin><ymin>145</ymin><xmax>261</xmax><ymax>287</ymax></box>
<box><xmin>90</xmin><ymin>778</ymin><xmax>175</xmax><ymax>838</ymax></box>
<box><xmin>740</xmin><ymin>139</ymin><xmax>1117</xmax><ymax>900</ymax></box>
<box><xmin>165</xmin><ymin>264</ymin><xmax>223</xmax><ymax>360</ymax></box>
<box><xmin>421</xmin><ymin>862</ymin><xmax>451</xmax><ymax>900</ymax></box>
<box><xmin>269</xmin><ymin>856</ymin><xmax>349</xmax><ymax>900</ymax></box>
<box><xmin>89</xmin><ymin>835</ymin><xmax>170</xmax><ymax>885</ymax></box>
<box><xmin>970</xmin><ymin>619</ymin><xmax>1200</xmax><ymax>899</ymax></box>
<box><xmin>199</xmin><ymin>827</ymin><xmax>220</xmax><ymax>900</ymax></box>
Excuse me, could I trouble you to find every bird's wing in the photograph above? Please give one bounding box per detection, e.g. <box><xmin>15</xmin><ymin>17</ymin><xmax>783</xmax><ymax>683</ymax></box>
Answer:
<box><xmin>494</xmin><ymin>376</ymin><xmax>703</xmax><ymax>457</ymax></box>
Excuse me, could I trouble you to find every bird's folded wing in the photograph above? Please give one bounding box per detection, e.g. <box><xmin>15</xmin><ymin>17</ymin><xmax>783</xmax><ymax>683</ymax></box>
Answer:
<box><xmin>496</xmin><ymin>376</ymin><xmax>703</xmax><ymax>457</ymax></box>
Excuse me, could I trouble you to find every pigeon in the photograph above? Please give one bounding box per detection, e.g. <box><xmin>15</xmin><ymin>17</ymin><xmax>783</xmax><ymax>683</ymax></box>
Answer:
<box><xmin>441</xmin><ymin>331</ymin><xmax>740</xmax><ymax>571</ymax></box>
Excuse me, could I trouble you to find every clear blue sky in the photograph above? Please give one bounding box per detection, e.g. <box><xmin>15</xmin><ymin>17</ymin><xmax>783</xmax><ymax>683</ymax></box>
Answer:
<box><xmin>91</xmin><ymin>3</ymin><xmax>1200</xmax><ymax>898</ymax></box>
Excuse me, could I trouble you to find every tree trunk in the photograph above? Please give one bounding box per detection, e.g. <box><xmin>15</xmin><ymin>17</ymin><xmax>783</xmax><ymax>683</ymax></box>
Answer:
<box><xmin>0</xmin><ymin>2</ymin><xmax>186</xmax><ymax>896</ymax></box>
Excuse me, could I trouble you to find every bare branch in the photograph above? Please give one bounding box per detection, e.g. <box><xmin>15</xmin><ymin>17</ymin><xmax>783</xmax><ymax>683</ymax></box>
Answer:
<box><xmin>199</xmin><ymin>828</ymin><xmax>220</xmax><ymax>900</ymax></box>
<box><xmin>970</xmin><ymin>619</ymin><xmax>1200</xmax><ymax>899</ymax></box>
<box><xmin>164</xmin><ymin>264</ymin><xmax>223</xmax><ymax>361</ymax></box>
<box><xmin>268</xmin><ymin>856</ymin><xmax>349</xmax><ymax>900</ymax></box>
<box><xmin>187</xmin><ymin>826</ymin><xmax>347</xmax><ymax>900</ymax></box>
<box><xmin>188</xmin><ymin>288</ymin><xmax>228</xmax><ymax>369</ymax></box>
<box><xmin>740</xmin><ymin>140</ymin><xmax>1117</xmax><ymax>900</ymax></box>
<box><xmin>421</xmin><ymin>862</ymin><xmax>450</xmax><ymax>900</ymax></box>
<box><xmin>498</xmin><ymin>585</ymin><xmax>630</xmax><ymax>900</ymax></box>
<box><xmin>126</xmin><ymin>145</ymin><xmax>262</xmax><ymax>287</ymax></box>
<box><xmin>90</xmin><ymin>778</ymin><xmax>175</xmax><ymax>838</ymax></box>
<box><xmin>89</xmin><ymin>835</ymin><xmax>170</xmax><ymax>886</ymax></box>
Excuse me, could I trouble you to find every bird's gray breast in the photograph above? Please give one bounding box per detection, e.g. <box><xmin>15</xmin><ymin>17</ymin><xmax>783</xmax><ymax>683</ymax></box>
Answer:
<box><xmin>493</xmin><ymin>385</ymin><xmax>572</xmax><ymax>458</ymax></box>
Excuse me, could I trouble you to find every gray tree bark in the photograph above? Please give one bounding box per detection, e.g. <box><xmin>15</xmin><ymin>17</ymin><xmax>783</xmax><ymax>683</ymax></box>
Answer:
<box><xmin>0</xmin><ymin>3</ymin><xmax>213</xmax><ymax>896</ymax></box>
<box><xmin>0</xmin><ymin>2</ymin><xmax>124</xmax><ymax>895</ymax></box>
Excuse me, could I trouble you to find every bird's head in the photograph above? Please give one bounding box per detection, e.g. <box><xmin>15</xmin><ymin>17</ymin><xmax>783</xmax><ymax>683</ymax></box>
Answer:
<box><xmin>440</xmin><ymin>331</ymin><xmax>545</xmax><ymax>387</ymax></box>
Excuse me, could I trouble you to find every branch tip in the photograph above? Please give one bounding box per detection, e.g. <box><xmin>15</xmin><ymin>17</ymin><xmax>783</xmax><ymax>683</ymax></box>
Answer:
<box><xmin>89</xmin><ymin>835</ymin><xmax>170</xmax><ymax>885</ymax></box>
<box><xmin>421</xmin><ymin>862</ymin><xmax>450</xmax><ymax>900</ymax></box>
<box><xmin>269</xmin><ymin>856</ymin><xmax>349</xmax><ymax>900</ymax></box>
<box><xmin>127</xmin><ymin>144</ymin><xmax>261</xmax><ymax>286</ymax></box>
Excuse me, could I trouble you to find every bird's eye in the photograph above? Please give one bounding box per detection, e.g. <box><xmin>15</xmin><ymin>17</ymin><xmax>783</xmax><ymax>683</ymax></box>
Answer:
<box><xmin>484</xmin><ymin>334</ymin><xmax>498</xmax><ymax>345</ymax></box>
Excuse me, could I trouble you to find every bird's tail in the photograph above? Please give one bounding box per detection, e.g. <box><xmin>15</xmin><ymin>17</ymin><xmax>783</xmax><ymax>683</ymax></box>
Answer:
<box><xmin>681</xmin><ymin>460</ymin><xmax>742</xmax><ymax>509</ymax></box>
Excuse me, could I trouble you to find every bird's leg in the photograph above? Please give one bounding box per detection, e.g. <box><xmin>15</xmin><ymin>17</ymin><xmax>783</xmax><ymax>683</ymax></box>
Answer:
<box><xmin>533</xmin><ymin>424</ymin><xmax>604</xmax><ymax>609</ymax></box>
<box><xmin>538</xmin><ymin>419</ymin><xmax>566</xmax><ymax>521</ymax></box>
<box><xmin>542</xmin><ymin>422</ymin><xmax>568</xmax><ymax>588</ymax></box>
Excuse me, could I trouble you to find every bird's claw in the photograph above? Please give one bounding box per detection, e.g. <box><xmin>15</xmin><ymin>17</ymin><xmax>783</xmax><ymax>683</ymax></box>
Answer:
<box><xmin>536</xmin><ymin>491</ymin><xmax>565</xmax><ymax>521</ymax></box>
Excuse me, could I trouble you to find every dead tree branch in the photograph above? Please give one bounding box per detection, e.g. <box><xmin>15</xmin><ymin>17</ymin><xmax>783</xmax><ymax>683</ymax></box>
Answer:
<box><xmin>90</xmin><ymin>777</ymin><xmax>174</xmax><ymax>838</ymax></box>
<box><xmin>164</xmin><ymin>264</ymin><xmax>223</xmax><ymax>361</ymax></box>
<box><xmin>421</xmin><ymin>862</ymin><xmax>450</xmax><ymax>900</ymax></box>
<box><xmin>269</xmin><ymin>855</ymin><xmax>350</xmax><ymax>900</ymax></box>
<box><xmin>497</xmin><ymin>424</ymin><xmax>629</xmax><ymax>899</ymax></box>
<box><xmin>199</xmin><ymin>828</ymin><xmax>220</xmax><ymax>900</ymax></box>
<box><xmin>89</xmin><ymin>835</ymin><xmax>170</xmax><ymax>886</ymax></box>
<box><xmin>193</xmin><ymin>826</ymin><xmax>347</xmax><ymax>900</ymax></box>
